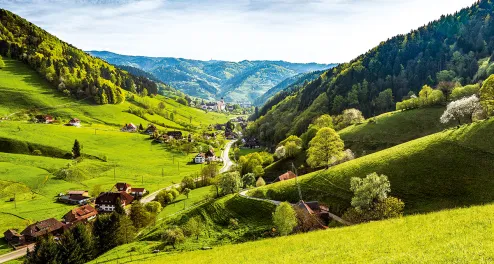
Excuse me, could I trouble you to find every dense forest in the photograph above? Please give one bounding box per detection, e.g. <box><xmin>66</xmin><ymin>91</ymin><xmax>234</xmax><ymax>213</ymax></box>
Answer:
<box><xmin>250</xmin><ymin>0</ymin><xmax>494</xmax><ymax>146</ymax></box>
<box><xmin>0</xmin><ymin>9</ymin><xmax>160</xmax><ymax>104</ymax></box>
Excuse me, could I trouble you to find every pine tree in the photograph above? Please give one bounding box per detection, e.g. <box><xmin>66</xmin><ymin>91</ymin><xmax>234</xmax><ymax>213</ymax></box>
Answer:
<box><xmin>59</xmin><ymin>230</ymin><xmax>82</xmax><ymax>264</ymax></box>
<box><xmin>72</xmin><ymin>139</ymin><xmax>81</xmax><ymax>159</ymax></box>
<box><xmin>0</xmin><ymin>55</ymin><xmax>5</xmax><ymax>69</ymax></box>
<box><xmin>72</xmin><ymin>223</ymin><xmax>94</xmax><ymax>262</ymax></box>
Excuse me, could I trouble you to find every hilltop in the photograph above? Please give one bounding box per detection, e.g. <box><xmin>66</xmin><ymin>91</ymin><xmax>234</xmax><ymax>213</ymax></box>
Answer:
<box><xmin>88</xmin><ymin>51</ymin><xmax>335</xmax><ymax>103</ymax></box>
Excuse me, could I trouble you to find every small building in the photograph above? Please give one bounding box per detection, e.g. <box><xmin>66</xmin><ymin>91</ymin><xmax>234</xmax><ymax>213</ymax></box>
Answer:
<box><xmin>68</xmin><ymin>118</ymin><xmax>81</xmax><ymax>127</ymax></box>
<box><xmin>21</xmin><ymin>218</ymin><xmax>65</xmax><ymax>242</ymax></box>
<box><xmin>273</xmin><ymin>171</ymin><xmax>297</xmax><ymax>183</ymax></box>
<box><xmin>63</xmin><ymin>205</ymin><xmax>98</xmax><ymax>225</ymax></box>
<box><xmin>205</xmin><ymin>148</ymin><xmax>216</xmax><ymax>162</ymax></box>
<box><xmin>3</xmin><ymin>229</ymin><xmax>24</xmax><ymax>245</ymax></box>
<box><xmin>194</xmin><ymin>153</ymin><xmax>206</xmax><ymax>164</ymax></box>
<box><xmin>296</xmin><ymin>200</ymin><xmax>331</xmax><ymax>226</ymax></box>
<box><xmin>95</xmin><ymin>192</ymin><xmax>134</xmax><ymax>212</ymax></box>
<box><xmin>35</xmin><ymin>115</ymin><xmax>54</xmax><ymax>124</ymax></box>
<box><xmin>145</xmin><ymin>124</ymin><xmax>157</xmax><ymax>135</ymax></box>
<box><xmin>167</xmin><ymin>131</ymin><xmax>183</xmax><ymax>140</ymax></box>
<box><xmin>115</xmin><ymin>182</ymin><xmax>132</xmax><ymax>193</ymax></box>
<box><xmin>57</xmin><ymin>190</ymin><xmax>91</xmax><ymax>205</ymax></box>
<box><xmin>121</xmin><ymin>123</ymin><xmax>137</xmax><ymax>132</ymax></box>
<box><xmin>130</xmin><ymin>188</ymin><xmax>147</xmax><ymax>197</ymax></box>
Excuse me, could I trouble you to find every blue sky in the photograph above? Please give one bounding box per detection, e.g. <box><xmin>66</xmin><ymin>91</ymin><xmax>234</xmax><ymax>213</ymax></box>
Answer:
<box><xmin>0</xmin><ymin>0</ymin><xmax>476</xmax><ymax>63</ymax></box>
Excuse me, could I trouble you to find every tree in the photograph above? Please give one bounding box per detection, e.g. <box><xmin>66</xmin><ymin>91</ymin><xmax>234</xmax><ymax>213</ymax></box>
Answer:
<box><xmin>275</xmin><ymin>146</ymin><xmax>286</xmax><ymax>159</ymax></box>
<box><xmin>419</xmin><ymin>85</ymin><xmax>434</xmax><ymax>103</ymax></box>
<box><xmin>374</xmin><ymin>89</ymin><xmax>394</xmax><ymax>112</ymax></box>
<box><xmin>312</xmin><ymin>114</ymin><xmax>333</xmax><ymax>129</ymax></box>
<box><xmin>71</xmin><ymin>223</ymin><xmax>94</xmax><ymax>262</ymax></box>
<box><xmin>273</xmin><ymin>202</ymin><xmax>297</xmax><ymax>236</ymax></box>
<box><xmin>218</xmin><ymin>171</ymin><xmax>242</xmax><ymax>195</ymax></box>
<box><xmin>307</xmin><ymin>128</ymin><xmax>344</xmax><ymax>168</ymax></box>
<box><xmin>341</xmin><ymin>108</ymin><xmax>365</xmax><ymax>127</ymax></box>
<box><xmin>242</xmin><ymin>173</ymin><xmax>256</xmax><ymax>188</ymax></box>
<box><xmin>181</xmin><ymin>176</ymin><xmax>195</xmax><ymax>189</ymax></box>
<box><xmin>25</xmin><ymin>235</ymin><xmax>60</xmax><ymax>264</ymax></box>
<box><xmin>158</xmin><ymin>101</ymin><xmax>166</xmax><ymax>110</ymax></box>
<box><xmin>72</xmin><ymin>139</ymin><xmax>81</xmax><ymax>159</ymax></box>
<box><xmin>183</xmin><ymin>217</ymin><xmax>204</xmax><ymax>240</ymax></box>
<box><xmin>59</xmin><ymin>229</ymin><xmax>81</xmax><ymax>264</ymax></box>
<box><xmin>0</xmin><ymin>55</ymin><xmax>5</xmax><ymax>69</ymax></box>
<box><xmin>183</xmin><ymin>188</ymin><xmax>191</xmax><ymax>199</ymax></box>
<box><xmin>350</xmin><ymin>172</ymin><xmax>390</xmax><ymax>211</ymax></box>
<box><xmin>201</xmin><ymin>163</ymin><xmax>219</xmax><ymax>185</ymax></box>
<box><xmin>252</xmin><ymin>165</ymin><xmax>264</xmax><ymax>177</ymax></box>
<box><xmin>480</xmin><ymin>74</ymin><xmax>494</xmax><ymax>116</ymax></box>
<box><xmin>162</xmin><ymin>227</ymin><xmax>185</xmax><ymax>249</ymax></box>
<box><xmin>114</xmin><ymin>198</ymin><xmax>126</xmax><ymax>215</ymax></box>
<box><xmin>440</xmin><ymin>95</ymin><xmax>482</xmax><ymax>125</ymax></box>
<box><xmin>129</xmin><ymin>201</ymin><xmax>151</xmax><ymax>228</ymax></box>
<box><xmin>256</xmin><ymin>176</ymin><xmax>266</xmax><ymax>187</ymax></box>
<box><xmin>145</xmin><ymin>201</ymin><xmax>162</xmax><ymax>214</ymax></box>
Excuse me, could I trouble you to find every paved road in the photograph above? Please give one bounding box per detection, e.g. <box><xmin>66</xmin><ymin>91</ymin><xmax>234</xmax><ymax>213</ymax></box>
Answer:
<box><xmin>0</xmin><ymin>244</ymin><xmax>34</xmax><ymax>264</ymax></box>
<box><xmin>220</xmin><ymin>140</ymin><xmax>236</xmax><ymax>173</ymax></box>
<box><xmin>142</xmin><ymin>140</ymin><xmax>236</xmax><ymax>204</ymax></box>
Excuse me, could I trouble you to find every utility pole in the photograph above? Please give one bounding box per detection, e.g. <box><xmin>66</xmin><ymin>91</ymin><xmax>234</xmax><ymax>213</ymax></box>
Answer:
<box><xmin>178</xmin><ymin>161</ymin><xmax>180</xmax><ymax>172</ymax></box>
<box><xmin>114</xmin><ymin>166</ymin><xmax>116</xmax><ymax>180</ymax></box>
<box><xmin>14</xmin><ymin>193</ymin><xmax>16</xmax><ymax>209</ymax></box>
<box><xmin>292</xmin><ymin>163</ymin><xmax>303</xmax><ymax>201</ymax></box>
<box><xmin>162</xmin><ymin>168</ymin><xmax>164</xmax><ymax>178</ymax></box>
<box><xmin>142</xmin><ymin>175</ymin><xmax>143</xmax><ymax>184</ymax></box>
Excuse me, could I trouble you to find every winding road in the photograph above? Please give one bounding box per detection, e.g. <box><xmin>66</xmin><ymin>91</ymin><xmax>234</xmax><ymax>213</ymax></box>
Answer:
<box><xmin>0</xmin><ymin>244</ymin><xmax>34</xmax><ymax>264</ymax></box>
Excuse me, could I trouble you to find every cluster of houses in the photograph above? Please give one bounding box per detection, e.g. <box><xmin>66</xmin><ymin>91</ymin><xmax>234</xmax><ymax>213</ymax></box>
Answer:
<box><xmin>4</xmin><ymin>183</ymin><xmax>146</xmax><ymax>248</ymax></box>
<box><xmin>34</xmin><ymin>115</ymin><xmax>81</xmax><ymax>127</ymax></box>
<box><xmin>194</xmin><ymin>148</ymin><xmax>219</xmax><ymax>164</ymax></box>
<box><xmin>200</xmin><ymin>98</ymin><xmax>226</xmax><ymax>112</ymax></box>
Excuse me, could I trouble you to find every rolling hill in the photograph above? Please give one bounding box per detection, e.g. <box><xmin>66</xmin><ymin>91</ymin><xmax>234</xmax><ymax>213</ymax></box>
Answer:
<box><xmin>250</xmin><ymin>0</ymin><xmax>494</xmax><ymax>146</ymax></box>
<box><xmin>88</xmin><ymin>51</ymin><xmax>336</xmax><ymax>102</ymax></box>
<box><xmin>250</xmin><ymin>117</ymin><xmax>494</xmax><ymax>215</ymax></box>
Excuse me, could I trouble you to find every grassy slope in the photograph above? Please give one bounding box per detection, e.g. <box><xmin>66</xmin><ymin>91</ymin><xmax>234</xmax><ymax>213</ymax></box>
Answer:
<box><xmin>252</xmin><ymin>118</ymin><xmax>494</xmax><ymax>214</ymax></box>
<box><xmin>92</xmin><ymin>195</ymin><xmax>276</xmax><ymax>263</ymax></box>
<box><xmin>94</xmin><ymin>203</ymin><xmax>494</xmax><ymax>264</ymax></box>
<box><xmin>0</xmin><ymin>60</ymin><xmax>230</xmax><ymax>234</ymax></box>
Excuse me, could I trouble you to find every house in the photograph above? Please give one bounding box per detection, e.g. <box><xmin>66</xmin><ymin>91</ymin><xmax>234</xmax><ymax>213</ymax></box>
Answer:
<box><xmin>57</xmin><ymin>190</ymin><xmax>91</xmax><ymax>205</ymax></box>
<box><xmin>115</xmin><ymin>182</ymin><xmax>132</xmax><ymax>193</ymax></box>
<box><xmin>130</xmin><ymin>188</ymin><xmax>147</xmax><ymax>197</ymax></box>
<box><xmin>225</xmin><ymin>131</ymin><xmax>238</xmax><ymax>139</ymax></box>
<box><xmin>145</xmin><ymin>124</ymin><xmax>157</xmax><ymax>135</ymax></box>
<box><xmin>121</xmin><ymin>123</ymin><xmax>137</xmax><ymax>132</ymax></box>
<box><xmin>167</xmin><ymin>131</ymin><xmax>183</xmax><ymax>140</ymax></box>
<box><xmin>273</xmin><ymin>171</ymin><xmax>297</xmax><ymax>183</ymax></box>
<box><xmin>205</xmin><ymin>148</ymin><xmax>216</xmax><ymax>162</ymax></box>
<box><xmin>194</xmin><ymin>153</ymin><xmax>206</xmax><ymax>164</ymax></box>
<box><xmin>35</xmin><ymin>115</ymin><xmax>54</xmax><ymax>124</ymax></box>
<box><xmin>296</xmin><ymin>200</ymin><xmax>331</xmax><ymax>226</ymax></box>
<box><xmin>3</xmin><ymin>229</ymin><xmax>24</xmax><ymax>245</ymax></box>
<box><xmin>68</xmin><ymin>118</ymin><xmax>81</xmax><ymax>127</ymax></box>
<box><xmin>21</xmin><ymin>218</ymin><xmax>65</xmax><ymax>242</ymax></box>
<box><xmin>217</xmin><ymin>98</ymin><xmax>226</xmax><ymax>112</ymax></box>
<box><xmin>63</xmin><ymin>205</ymin><xmax>98</xmax><ymax>224</ymax></box>
<box><xmin>95</xmin><ymin>192</ymin><xmax>134</xmax><ymax>212</ymax></box>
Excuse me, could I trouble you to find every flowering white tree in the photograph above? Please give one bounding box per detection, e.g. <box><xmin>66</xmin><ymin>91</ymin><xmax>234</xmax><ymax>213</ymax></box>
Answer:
<box><xmin>275</xmin><ymin>146</ymin><xmax>286</xmax><ymax>159</ymax></box>
<box><xmin>440</xmin><ymin>95</ymin><xmax>481</xmax><ymax>125</ymax></box>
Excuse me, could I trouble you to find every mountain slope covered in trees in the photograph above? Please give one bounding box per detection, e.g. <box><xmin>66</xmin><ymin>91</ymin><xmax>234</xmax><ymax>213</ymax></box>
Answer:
<box><xmin>88</xmin><ymin>50</ymin><xmax>335</xmax><ymax>102</ymax></box>
<box><xmin>0</xmin><ymin>9</ymin><xmax>164</xmax><ymax>105</ymax></box>
<box><xmin>250</xmin><ymin>0</ymin><xmax>494</xmax><ymax>146</ymax></box>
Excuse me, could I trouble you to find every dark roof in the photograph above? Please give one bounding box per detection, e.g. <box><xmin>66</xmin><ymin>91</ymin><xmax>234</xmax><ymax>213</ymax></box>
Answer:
<box><xmin>130</xmin><ymin>188</ymin><xmax>146</xmax><ymax>192</ymax></box>
<box><xmin>95</xmin><ymin>192</ymin><xmax>134</xmax><ymax>205</ymax></box>
<box><xmin>115</xmin><ymin>182</ymin><xmax>131</xmax><ymax>191</ymax></box>
<box><xmin>205</xmin><ymin>149</ymin><xmax>215</xmax><ymax>157</ymax></box>
<box><xmin>296</xmin><ymin>201</ymin><xmax>315</xmax><ymax>215</ymax></box>
<box><xmin>70</xmin><ymin>118</ymin><xmax>80</xmax><ymax>123</ymax></box>
<box><xmin>21</xmin><ymin>218</ymin><xmax>65</xmax><ymax>238</ymax></box>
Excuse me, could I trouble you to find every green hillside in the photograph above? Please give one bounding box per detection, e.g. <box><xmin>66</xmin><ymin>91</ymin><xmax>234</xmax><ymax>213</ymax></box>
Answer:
<box><xmin>251</xmin><ymin>118</ymin><xmax>494</xmax><ymax>214</ymax></box>
<box><xmin>92</xmin><ymin>203</ymin><xmax>494</xmax><ymax>264</ymax></box>
<box><xmin>251</xmin><ymin>1</ymin><xmax>494</xmax><ymax>146</ymax></box>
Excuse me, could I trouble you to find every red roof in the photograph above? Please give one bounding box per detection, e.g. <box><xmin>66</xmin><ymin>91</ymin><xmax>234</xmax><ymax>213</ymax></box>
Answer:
<box><xmin>278</xmin><ymin>171</ymin><xmax>296</xmax><ymax>181</ymax></box>
<box><xmin>131</xmin><ymin>188</ymin><xmax>146</xmax><ymax>192</ymax></box>
<box><xmin>63</xmin><ymin>205</ymin><xmax>97</xmax><ymax>223</ymax></box>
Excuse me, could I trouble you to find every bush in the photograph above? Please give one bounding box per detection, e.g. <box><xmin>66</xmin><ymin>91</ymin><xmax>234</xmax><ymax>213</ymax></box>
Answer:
<box><xmin>342</xmin><ymin>197</ymin><xmax>404</xmax><ymax>223</ymax></box>
<box><xmin>451</xmin><ymin>83</ymin><xmax>480</xmax><ymax>101</ymax></box>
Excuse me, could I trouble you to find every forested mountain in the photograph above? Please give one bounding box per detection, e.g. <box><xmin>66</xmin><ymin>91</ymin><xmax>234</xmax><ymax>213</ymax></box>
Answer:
<box><xmin>0</xmin><ymin>9</ymin><xmax>162</xmax><ymax>105</ymax></box>
<box><xmin>250</xmin><ymin>0</ymin><xmax>494</xmax><ymax>146</ymax></box>
<box><xmin>253</xmin><ymin>70</ymin><xmax>325</xmax><ymax>106</ymax></box>
<box><xmin>88</xmin><ymin>50</ymin><xmax>335</xmax><ymax>102</ymax></box>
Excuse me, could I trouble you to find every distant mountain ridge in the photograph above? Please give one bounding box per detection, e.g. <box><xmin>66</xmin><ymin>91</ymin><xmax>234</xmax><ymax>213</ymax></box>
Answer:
<box><xmin>88</xmin><ymin>51</ymin><xmax>336</xmax><ymax>102</ymax></box>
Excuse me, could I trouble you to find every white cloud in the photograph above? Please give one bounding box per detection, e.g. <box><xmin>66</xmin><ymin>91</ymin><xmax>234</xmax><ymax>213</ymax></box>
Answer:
<box><xmin>0</xmin><ymin>0</ymin><xmax>477</xmax><ymax>63</ymax></box>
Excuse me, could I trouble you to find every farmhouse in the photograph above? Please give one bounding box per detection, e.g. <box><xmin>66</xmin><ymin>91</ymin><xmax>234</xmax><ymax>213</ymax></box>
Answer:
<box><xmin>115</xmin><ymin>182</ymin><xmax>132</xmax><ymax>193</ymax></box>
<box><xmin>63</xmin><ymin>205</ymin><xmax>98</xmax><ymax>225</ymax></box>
<box><xmin>21</xmin><ymin>218</ymin><xmax>65</xmax><ymax>242</ymax></box>
<box><xmin>68</xmin><ymin>118</ymin><xmax>81</xmax><ymax>127</ymax></box>
<box><xmin>167</xmin><ymin>131</ymin><xmax>183</xmax><ymax>139</ymax></box>
<box><xmin>273</xmin><ymin>171</ymin><xmax>297</xmax><ymax>183</ymax></box>
<box><xmin>205</xmin><ymin>148</ymin><xmax>216</xmax><ymax>162</ymax></box>
<box><xmin>130</xmin><ymin>188</ymin><xmax>147</xmax><ymax>197</ymax></box>
<box><xmin>3</xmin><ymin>229</ymin><xmax>24</xmax><ymax>245</ymax></box>
<box><xmin>145</xmin><ymin>124</ymin><xmax>157</xmax><ymax>135</ymax></box>
<box><xmin>296</xmin><ymin>200</ymin><xmax>331</xmax><ymax>226</ymax></box>
<box><xmin>57</xmin><ymin>190</ymin><xmax>91</xmax><ymax>205</ymax></box>
<box><xmin>194</xmin><ymin>153</ymin><xmax>206</xmax><ymax>164</ymax></box>
<box><xmin>35</xmin><ymin>115</ymin><xmax>54</xmax><ymax>124</ymax></box>
<box><xmin>95</xmin><ymin>192</ymin><xmax>134</xmax><ymax>212</ymax></box>
<box><xmin>121</xmin><ymin>123</ymin><xmax>137</xmax><ymax>132</ymax></box>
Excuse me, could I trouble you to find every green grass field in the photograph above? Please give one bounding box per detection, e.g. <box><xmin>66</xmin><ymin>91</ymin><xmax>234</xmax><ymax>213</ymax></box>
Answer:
<box><xmin>251</xmin><ymin>118</ymin><xmax>494</xmax><ymax>215</ymax></box>
<box><xmin>0</xmin><ymin>60</ymin><xmax>230</xmax><ymax>238</ymax></box>
<box><xmin>91</xmin><ymin>203</ymin><xmax>494</xmax><ymax>264</ymax></box>
<box><xmin>338</xmin><ymin>107</ymin><xmax>454</xmax><ymax>155</ymax></box>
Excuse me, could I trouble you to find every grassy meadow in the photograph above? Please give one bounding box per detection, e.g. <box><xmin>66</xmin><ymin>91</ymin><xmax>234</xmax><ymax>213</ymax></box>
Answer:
<box><xmin>251</xmin><ymin>118</ymin><xmax>494</xmax><ymax>214</ymax></box>
<box><xmin>0</xmin><ymin>59</ymin><xmax>230</xmax><ymax>238</ymax></box>
<box><xmin>92</xmin><ymin>203</ymin><xmax>494</xmax><ymax>264</ymax></box>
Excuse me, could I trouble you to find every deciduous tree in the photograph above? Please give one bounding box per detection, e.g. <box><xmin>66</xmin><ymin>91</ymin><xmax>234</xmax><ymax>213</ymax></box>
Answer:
<box><xmin>307</xmin><ymin>128</ymin><xmax>344</xmax><ymax>168</ymax></box>
<box><xmin>273</xmin><ymin>202</ymin><xmax>297</xmax><ymax>236</ymax></box>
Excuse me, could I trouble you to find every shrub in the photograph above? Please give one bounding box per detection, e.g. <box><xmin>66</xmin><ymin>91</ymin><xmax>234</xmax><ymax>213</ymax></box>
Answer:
<box><xmin>273</xmin><ymin>202</ymin><xmax>297</xmax><ymax>236</ymax></box>
<box><xmin>343</xmin><ymin>197</ymin><xmax>404</xmax><ymax>223</ymax></box>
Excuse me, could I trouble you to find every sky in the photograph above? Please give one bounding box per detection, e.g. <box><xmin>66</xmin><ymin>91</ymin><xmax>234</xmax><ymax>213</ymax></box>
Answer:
<box><xmin>0</xmin><ymin>0</ymin><xmax>477</xmax><ymax>63</ymax></box>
